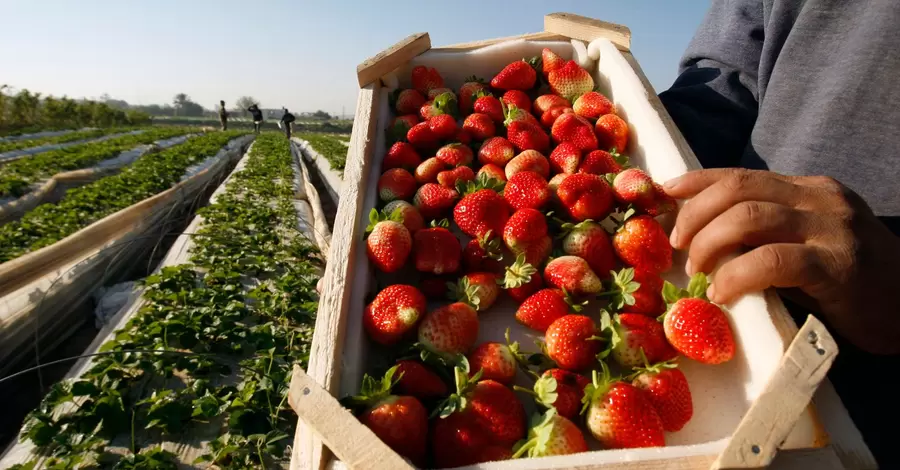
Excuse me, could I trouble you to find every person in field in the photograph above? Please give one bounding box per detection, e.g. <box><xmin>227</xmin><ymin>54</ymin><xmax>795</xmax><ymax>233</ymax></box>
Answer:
<box><xmin>218</xmin><ymin>100</ymin><xmax>228</xmax><ymax>131</ymax></box>
<box><xmin>280</xmin><ymin>108</ymin><xmax>296</xmax><ymax>140</ymax></box>
<box><xmin>248</xmin><ymin>104</ymin><xmax>263</xmax><ymax>134</ymax></box>
<box><xmin>658</xmin><ymin>1</ymin><xmax>899</xmax><ymax>466</ymax></box>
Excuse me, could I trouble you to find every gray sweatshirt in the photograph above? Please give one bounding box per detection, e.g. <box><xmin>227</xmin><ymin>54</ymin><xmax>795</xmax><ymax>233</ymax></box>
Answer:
<box><xmin>658</xmin><ymin>1</ymin><xmax>898</xmax><ymax>465</ymax></box>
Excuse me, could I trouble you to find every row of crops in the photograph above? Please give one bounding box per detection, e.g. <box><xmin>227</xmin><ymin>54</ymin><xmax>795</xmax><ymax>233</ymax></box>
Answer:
<box><xmin>296</xmin><ymin>133</ymin><xmax>350</xmax><ymax>174</ymax></box>
<box><xmin>0</xmin><ymin>128</ymin><xmax>130</xmax><ymax>155</ymax></box>
<box><xmin>9</xmin><ymin>133</ymin><xmax>321</xmax><ymax>468</ymax></box>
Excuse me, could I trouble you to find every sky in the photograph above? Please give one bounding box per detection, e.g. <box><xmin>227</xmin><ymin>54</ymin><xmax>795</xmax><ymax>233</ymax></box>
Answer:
<box><xmin>2</xmin><ymin>0</ymin><xmax>710</xmax><ymax>117</ymax></box>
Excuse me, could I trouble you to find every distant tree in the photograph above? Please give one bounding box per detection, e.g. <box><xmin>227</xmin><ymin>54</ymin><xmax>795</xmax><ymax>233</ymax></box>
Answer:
<box><xmin>312</xmin><ymin>110</ymin><xmax>332</xmax><ymax>120</ymax></box>
<box><xmin>171</xmin><ymin>93</ymin><xmax>205</xmax><ymax>117</ymax></box>
<box><xmin>235</xmin><ymin>96</ymin><xmax>258</xmax><ymax>117</ymax></box>
<box><xmin>172</xmin><ymin>93</ymin><xmax>189</xmax><ymax>116</ymax></box>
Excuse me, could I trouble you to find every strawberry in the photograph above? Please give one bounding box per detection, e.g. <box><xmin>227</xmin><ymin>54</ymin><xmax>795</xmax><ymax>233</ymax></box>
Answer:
<box><xmin>421</xmin><ymin>275</ymin><xmax>454</xmax><ymax>300</ymax></box>
<box><xmin>435</xmin><ymin>142</ymin><xmax>473</xmax><ymax>167</ymax></box>
<box><xmin>515</xmin><ymin>288</ymin><xmax>579</xmax><ymax>333</ymax></box>
<box><xmin>502</xmin><ymin>104</ymin><xmax>541</xmax><ymax>128</ymax></box>
<box><xmin>583</xmin><ymin>363</ymin><xmax>665</xmax><ymax>449</ymax></box>
<box><xmin>428</xmin><ymin>114</ymin><xmax>458</xmax><ymax>140</ymax></box>
<box><xmin>521</xmin><ymin>235</ymin><xmax>552</xmax><ymax>267</ymax></box>
<box><xmin>345</xmin><ymin>366</ymin><xmax>428</xmax><ymax>466</ymax></box>
<box><xmin>491</xmin><ymin>60</ymin><xmax>538</xmax><ymax>90</ymax></box>
<box><xmin>545</xmin><ymin>314</ymin><xmax>602</xmax><ymax>371</ymax></box>
<box><xmin>557</xmin><ymin>173</ymin><xmax>614</xmax><ymax>221</ymax></box>
<box><xmin>450</xmin><ymin>272</ymin><xmax>501</xmax><ymax>311</ymax></box>
<box><xmin>383</xmin><ymin>200</ymin><xmax>424</xmax><ymax>234</ymax></box>
<box><xmin>502</xmin><ymin>208</ymin><xmax>547</xmax><ymax>252</ymax></box>
<box><xmin>612</xmin><ymin>168</ymin><xmax>675</xmax><ymax>216</ymax></box>
<box><xmin>438</xmin><ymin>368</ymin><xmax>526</xmax><ymax>446</ymax></box>
<box><xmin>473</xmin><ymin>94</ymin><xmax>504</xmax><ymax>122</ymax></box>
<box><xmin>541</xmin><ymin>48</ymin><xmax>566</xmax><ymax>78</ymax></box>
<box><xmin>511</xmin><ymin>409</ymin><xmax>588</xmax><ymax>458</ymax></box>
<box><xmin>601</xmin><ymin>311</ymin><xmax>677</xmax><ymax>368</ymax></box>
<box><xmin>606</xmin><ymin>267</ymin><xmax>665</xmax><ymax>315</ymax></box>
<box><xmin>428</xmin><ymin>87</ymin><xmax>455</xmax><ymax>100</ymax></box>
<box><xmin>414</xmin><ymin>220</ymin><xmax>461</xmax><ymax>275</ymax></box>
<box><xmin>419</xmin><ymin>100</ymin><xmax>439</xmax><ymax>120</ymax></box>
<box><xmin>573</xmin><ymin>91</ymin><xmax>616</xmax><ymax>119</ymax></box>
<box><xmin>540</xmin><ymin>106</ymin><xmax>573</xmax><ymax>128</ymax></box>
<box><xmin>420</xmin><ymin>92</ymin><xmax>458</xmax><ymax>120</ymax></box>
<box><xmin>377</xmin><ymin>168</ymin><xmax>416</xmax><ymax>202</ymax></box>
<box><xmin>462</xmin><ymin>232</ymin><xmax>505</xmax><ymax>274</ymax></box>
<box><xmin>413</xmin><ymin>183</ymin><xmax>458</xmax><ymax>219</ymax></box>
<box><xmin>394</xmin><ymin>359</ymin><xmax>449</xmax><ymax>400</ymax></box>
<box><xmin>383</xmin><ymin>142</ymin><xmax>422</xmax><ymax>171</ymax></box>
<box><xmin>534</xmin><ymin>94</ymin><xmax>571</xmax><ymax>115</ymax></box>
<box><xmin>387</xmin><ymin>114</ymin><xmax>419</xmax><ymax>143</ymax></box>
<box><xmin>578</xmin><ymin>149</ymin><xmax>628</xmax><ymax>175</ymax></box>
<box><xmin>504</xmin><ymin>171</ymin><xmax>550</xmax><ymax>210</ymax></box>
<box><xmin>365</xmin><ymin>208</ymin><xmax>411</xmax><ymax>273</ymax></box>
<box><xmin>505</xmin><ymin>150</ymin><xmax>550</xmax><ymax>179</ymax></box>
<box><xmin>454</xmin><ymin>128</ymin><xmax>472</xmax><ymax>146</ymax></box>
<box><xmin>459</xmin><ymin>76</ymin><xmax>488</xmax><ymax>114</ymax></box>
<box><xmin>661</xmin><ymin>273</ymin><xmax>736</xmax><ymax>364</ymax></box>
<box><xmin>437</xmin><ymin>166</ymin><xmax>475</xmax><ymax>189</ymax></box>
<box><xmin>507</xmin><ymin>121</ymin><xmax>550</xmax><ymax>153</ymax></box>
<box><xmin>418</xmin><ymin>302</ymin><xmax>479</xmax><ymax>355</ymax></box>
<box><xmin>476</xmin><ymin>163</ymin><xmax>507</xmax><ymax>183</ymax></box>
<box><xmin>547</xmin><ymin>60</ymin><xmax>594</xmax><ymax>101</ymax></box>
<box><xmin>363</xmin><ymin>284</ymin><xmax>426</xmax><ymax>345</ymax></box>
<box><xmin>501</xmin><ymin>254</ymin><xmax>543</xmax><ymax>302</ymax></box>
<box><xmin>549</xmin><ymin>141</ymin><xmax>582</xmax><ymax>174</ymax></box>
<box><xmin>501</xmin><ymin>90</ymin><xmax>532</xmax><ymax>114</ymax></box>
<box><xmin>560</xmin><ymin>220</ymin><xmax>616</xmax><ymax>278</ymax></box>
<box><xmin>538</xmin><ymin>369</ymin><xmax>591</xmax><ymax>419</ymax></box>
<box><xmin>468</xmin><ymin>342</ymin><xmax>517</xmax><ymax>385</ymax></box>
<box><xmin>477</xmin><ymin>136</ymin><xmax>515</xmax><ymax>167</ymax></box>
<box><xmin>552</xmin><ymin>112</ymin><xmax>598</xmax><ymax>152</ymax></box>
<box><xmin>393</xmin><ymin>89</ymin><xmax>427</xmax><ymax>115</ymax></box>
<box><xmin>407</xmin><ymin>121</ymin><xmax>439</xmax><ymax>150</ymax></box>
<box><xmin>595</xmin><ymin>113</ymin><xmax>629</xmax><ymax>153</ymax></box>
<box><xmin>548</xmin><ymin>173</ymin><xmax>569</xmax><ymax>193</ymax></box>
<box><xmin>411</xmin><ymin>65</ymin><xmax>444</xmax><ymax>95</ymax></box>
<box><xmin>463</xmin><ymin>112</ymin><xmax>496</xmax><ymax>140</ymax></box>
<box><xmin>414</xmin><ymin>157</ymin><xmax>445</xmax><ymax>184</ymax></box>
<box><xmin>431</xmin><ymin>412</ymin><xmax>510</xmax><ymax>468</ymax></box>
<box><xmin>544</xmin><ymin>256</ymin><xmax>603</xmax><ymax>296</ymax></box>
<box><xmin>453</xmin><ymin>175</ymin><xmax>510</xmax><ymax>239</ymax></box>
<box><xmin>630</xmin><ymin>361</ymin><xmax>693</xmax><ymax>432</ymax></box>
<box><xmin>612</xmin><ymin>211</ymin><xmax>672</xmax><ymax>273</ymax></box>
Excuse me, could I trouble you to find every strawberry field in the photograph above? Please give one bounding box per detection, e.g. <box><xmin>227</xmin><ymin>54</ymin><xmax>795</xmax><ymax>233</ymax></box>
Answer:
<box><xmin>296</xmin><ymin>133</ymin><xmax>350</xmax><ymax>175</ymax></box>
<box><xmin>0</xmin><ymin>128</ymin><xmax>127</xmax><ymax>155</ymax></box>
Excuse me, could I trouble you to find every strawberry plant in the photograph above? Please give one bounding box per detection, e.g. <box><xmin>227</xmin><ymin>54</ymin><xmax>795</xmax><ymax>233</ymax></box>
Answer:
<box><xmin>297</xmin><ymin>132</ymin><xmax>349</xmax><ymax>174</ymax></box>
<box><xmin>0</xmin><ymin>128</ymin><xmax>121</xmax><ymax>154</ymax></box>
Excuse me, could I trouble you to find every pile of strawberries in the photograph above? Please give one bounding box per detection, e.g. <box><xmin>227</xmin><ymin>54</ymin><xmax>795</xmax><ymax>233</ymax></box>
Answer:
<box><xmin>346</xmin><ymin>50</ymin><xmax>738</xmax><ymax>468</ymax></box>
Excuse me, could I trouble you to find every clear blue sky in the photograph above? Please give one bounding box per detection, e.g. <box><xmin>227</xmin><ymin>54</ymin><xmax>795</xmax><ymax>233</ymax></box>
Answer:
<box><xmin>3</xmin><ymin>0</ymin><xmax>710</xmax><ymax>117</ymax></box>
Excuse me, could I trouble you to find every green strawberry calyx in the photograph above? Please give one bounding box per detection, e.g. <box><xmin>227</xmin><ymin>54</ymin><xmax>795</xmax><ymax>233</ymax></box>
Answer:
<box><xmin>658</xmin><ymin>272</ymin><xmax>711</xmax><ymax>321</ymax></box>
<box><xmin>560</xmin><ymin>287</ymin><xmax>586</xmax><ymax>313</ymax></box>
<box><xmin>433</xmin><ymin>92</ymin><xmax>459</xmax><ymax>118</ymax></box>
<box><xmin>386</xmin><ymin>119</ymin><xmax>412</xmax><ymax>144</ymax></box>
<box><xmin>511</xmin><ymin>408</ymin><xmax>560</xmax><ymax>459</ymax></box>
<box><xmin>464</xmin><ymin>75</ymin><xmax>486</xmax><ymax>85</ymax></box>
<box><xmin>625</xmin><ymin>351</ymin><xmax>679</xmax><ymax>382</ymax></box>
<box><xmin>415</xmin><ymin>342</ymin><xmax>469</xmax><ymax>374</ymax></box>
<box><xmin>477</xmin><ymin>230</ymin><xmax>505</xmax><ymax>261</ymax></box>
<box><xmin>499</xmin><ymin>254</ymin><xmax>537</xmax><ymax>289</ymax></box>
<box><xmin>609</xmin><ymin>148</ymin><xmax>630</xmax><ymax>168</ymax></box>
<box><xmin>429</xmin><ymin>218</ymin><xmax>451</xmax><ymax>229</ymax></box>
<box><xmin>556</xmin><ymin>218</ymin><xmax>599</xmax><ymax>239</ymax></box>
<box><xmin>434</xmin><ymin>366</ymin><xmax>483</xmax><ymax>418</ymax></box>
<box><xmin>505</xmin><ymin>328</ymin><xmax>542</xmax><ymax>381</ymax></box>
<box><xmin>458</xmin><ymin>172</ymin><xmax>506</xmax><ymax>196</ymax></box>
<box><xmin>365</xmin><ymin>207</ymin><xmax>403</xmax><ymax>233</ymax></box>
<box><xmin>580</xmin><ymin>361</ymin><xmax>619</xmax><ymax>415</ymax></box>
<box><xmin>340</xmin><ymin>365</ymin><xmax>402</xmax><ymax>413</ymax></box>
<box><xmin>502</xmin><ymin>102</ymin><xmax>527</xmax><ymax>127</ymax></box>
<box><xmin>447</xmin><ymin>276</ymin><xmax>484</xmax><ymax>311</ymax></box>
<box><xmin>596</xmin><ymin>309</ymin><xmax>623</xmax><ymax>361</ymax></box>
<box><xmin>597</xmin><ymin>267</ymin><xmax>641</xmax><ymax>312</ymax></box>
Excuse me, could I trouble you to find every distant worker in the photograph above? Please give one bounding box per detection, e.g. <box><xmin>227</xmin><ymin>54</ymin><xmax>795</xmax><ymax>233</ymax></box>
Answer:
<box><xmin>280</xmin><ymin>108</ymin><xmax>296</xmax><ymax>140</ymax></box>
<box><xmin>248</xmin><ymin>104</ymin><xmax>263</xmax><ymax>134</ymax></box>
<box><xmin>218</xmin><ymin>100</ymin><xmax>228</xmax><ymax>131</ymax></box>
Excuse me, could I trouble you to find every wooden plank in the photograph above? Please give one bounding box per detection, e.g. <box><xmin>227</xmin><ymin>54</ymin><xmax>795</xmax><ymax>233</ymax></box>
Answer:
<box><xmin>544</xmin><ymin>12</ymin><xmax>632</xmax><ymax>51</ymax></box>
<box><xmin>435</xmin><ymin>31</ymin><xmax>570</xmax><ymax>52</ymax></box>
<box><xmin>357</xmin><ymin>33</ymin><xmax>431</xmax><ymax>87</ymax></box>
<box><xmin>712</xmin><ymin>315</ymin><xmax>839</xmax><ymax>469</ymax></box>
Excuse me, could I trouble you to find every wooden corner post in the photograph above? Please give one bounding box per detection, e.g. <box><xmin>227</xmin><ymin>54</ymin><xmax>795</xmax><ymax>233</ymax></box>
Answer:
<box><xmin>356</xmin><ymin>33</ymin><xmax>431</xmax><ymax>88</ymax></box>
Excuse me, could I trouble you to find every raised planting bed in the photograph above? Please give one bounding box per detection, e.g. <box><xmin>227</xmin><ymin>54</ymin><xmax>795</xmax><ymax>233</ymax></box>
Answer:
<box><xmin>296</xmin><ymin>133</ymin><xmax>351</xmax><ymax>175</ymax></box>
<box><xmin>293</xmin><ymin>136</ymin><xmax>343</xmax><ymax>210</ymax></box>
<box><xmin>0</xmin><ymin>128</ymin><xmax>119</xmax><ymax>155</ymax></box>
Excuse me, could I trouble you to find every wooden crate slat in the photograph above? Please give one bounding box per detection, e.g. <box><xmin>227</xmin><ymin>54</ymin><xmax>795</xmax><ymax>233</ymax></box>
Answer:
<box><xmin>435</xmin><ymin>31</ymin><xmax>570</xmax><ymax>51</ymax></box>
<box><xmin>544</xmin><ymin>12</ymin><xmax>632</xmax><ymax>51</ymax></box>
<box><xmin>357</xmin><ymin>33</ymin><xmax>431</xmax><ymax>87</ymax></box>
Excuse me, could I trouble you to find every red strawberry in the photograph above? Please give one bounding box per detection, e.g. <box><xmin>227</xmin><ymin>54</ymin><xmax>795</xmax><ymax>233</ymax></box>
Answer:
<box><xmin>515</xmin><ymin>288</ymin><xmax>579</xmax><ymax>333</ymax></box>
<box><xmin>428</xmin><ymin>114</ymin><xmax>458</xmax><ymax>140</ymax></box>
<box><xmin>631</xmin><ymin>361</ymin><xmax>694</xmax><ymax>432</ymax></box>
<box><xmin>607</xmin><ymin>267</ymin><xmax>665</xmax><ymax>315</ymax></box>
<box><xmin>578</xmin><ymin>149</ymin><xmax>628</xmax><ymax>175</ymax></box>
<box><xmin>365</xmin><ymin>208</ymin><xmax>411</xmax><ymax>273</ymax></box>
<box><xmin>584</xmin><ymin>364</ymin><xmax>665</xmax><ymax>449</ymax></box>
<box><xmin>557</xmin><ymin>173</ymin><xmax>614</xmax><ymax>221</ymax></box>
<box><xmin>540</xmin><ymin>106</ymin><xmax>573</xmax><ymax>128</ymax></box>
<box><xmin>431</xmin><ymin>412</ymin><xmax>510</xmax><ymax>468</ymax></box>
<box><xmin>428</xmin><ymin>87</ymin><xmax>455</xmax><ymax>100</ymax></box>
<box><xmin>437</xmin><ymin>166</ymin><xmax>475</xmax><ymax>189</ymax></box>
<box><xmin>595</xmin><ymin>113</ymin><xmax>629</xmax><ymax>153</ymax></box>
<box><xmin>501</xmin><ymin>90</ymin><xmax>532</xmax><ymax>114</ymax></box>
<box><xmin>393</xmin><ymin>89</ymin><xmax>427</xmax><ymax>115</ymax></box>
<box><xmin>463</xmin><ymin>113</ymin><xmax>496</xmax><ymax>140</ymax></box>
<box><xmin>383</xmin><ymin>142</ymin><xmax>422</xmax><ymax>171</ymax></box>
<box><xmin>538</xmin><ymin>369</ymin><xmax>591</xmax><ymax>419</ymax></box>
<box><xmin>476</xmin><ymin>163</ymin><xmax>507</xmax><ymax>183</ymax></box>
<box><xmin>544</xmin><ymin>256</ymin><xmax>603</xmax><ymax>296</ymax></box>
<box><xmin>573</xmin><ymin>91</ymin><xmax>615</xmax><ymax>119</ymax></box>
<box><xmin>413</xmin><ymin>183</ymin><xmax>458</xmax><ymax>219</ymax></box>
<box><xmin>420</xmin><ymin>92</ymin><xmax>458</xmax><ymax>119</ymax></box>
<box><xmin>521</xmin><ymin>235</ymin><xmax>552</xmax><ymax>267</ymax></box>
<box><xmin>414</xmin><ymin>157</ymin><xmax>446</xmax><ymax>184</ymax></box>
<box><xmin>547</xmin><ymin>60</ymin><xmax>594</xmax><ymax>101</ymax></box>
<box><xmin>468</xmin><ymin>342</ymin><xmax>517</xmax><ymax>385</ymax></box>
<box><xmin>541</xmin><ymin>48</ymin><xmax>566</xmax><ymax>78</ymax></box>
<box><xmin>507</xmin><ymin>121</ymin><xmax>550</xmax><ymax>153</ymax></box>
<box><xmin>502</xmin><ymin>208</ymin><xmax>548</xmax><ymax>253</ymax></box>
<box><xmin>549</xmin><ymin>141</ymin><xmax>582</xmax><ymax>174</ymax></box>
<box><xmin>473</xmin><ymin>94</ymin><xmax>504</xmax><ymax>122</ymax></box>
<box><xmin>435</xmin><ymin>142</ymin><xmax>473</xmax><ymax>167</ymax></box>
<box><xmin>459</xmin><ymin>76</ymin><xmax>488</xmax><ymax>114</ymax></box>
<box><xmin>453</xmin><ymin>176</ymin><xmax>510</xmax><ymax>239</ymax></box>
<box><xmin>545</xmin><ymin>314</ymin><xmax>602</xmax><ymax>371</ymax></box>
<box><xmin>504</xmin><ymin>171</ymin><xmax>550</xmax><ymax>210</ymax></box>
<box><xmin>601</xmin><ymin>311</ymin><xmax>677</xmax><ymax>368</ymax></box>
<box><xmin>363</xmin><ymin>285</ymin><xmax>426</xmax><ymax>345</ymax></box>
<box><xmin>377</xmin><ymin>168</ymin><xmax>416</xmax><ymax>202</ymax></box>
<box><xmin>383</xmin><ymin>200</ymin><xmax>424</xmax><ymax>234</ymax></box>
<box><xmin>491</xmin><ymin>60</ymin><xmax>537</xmax><ymax>90</ymax></box>
<box><xmin>505</xmin><ymin>150</ymin><xmax>550</xmax><ymax>179</ymax></box>
<box><xmin>454</xmin><ymin>128</ymin><xmax>472</xmax><ymax>145</ymax></box>
<box><xmin>511</xmin><ymin>409</ymin><xmax>588</xmax><ymax>458</ymax></box>
<box><xmin>501</xmin><ymin>254</ymin><xmax>543</xmax><ymax>302</ymax></box>
<box><xmin>612</xmin><ymin>168</ymin><xmax>675</xmax><ymax>216</ymax></box>
<box><xmin>439</xmin><ymin>368</ymin><xmax>526</xmax><ymax>445</ymax></box>
<box><xmin>548</xmin><ymin>173</ymin><xmax>569</xmax><ymax>193</ymax></box>
<box><xmin>394</xmin><ymin>359</ymin><xmax>449</xmax><ymax>400</ymax></box>
<box><xmin>387</xmin><ymin>114</ymin><xmax>419</xmax><ymax>143</ymax></box>
<box><xmin>560</xmin><ymin>220</ymin><xmax>616</xmax><ymax>278</ymax></box>
<box><xmin>421</xmin><ymin>275</ymin><xmax>454</xmax><ymax>300</ymax></box>
<box><xmin>414</xmin><ymin>220</ymin><xmax>461</xmax><ymax>275</ymax></box>
<box><xmin>661</xmin><ymin>273</ymin><xmax>736</xmax><ymax>364</ymax></box>
<box><xmin>477</xmin><ymin>136</ymin><xmax>515</xmax><ymax>167</ymax></box>
<box><xmin>552</xmin><ymin>113</ymin><xmax>598</xmax><ymax>152</ymax></box>
<box><xmin>613</xmin><ymin>211</ymin><xmax>672</xmax><ymax>273</ymax></box>
<box><xmin>502</xmin><ymin>104</ymin><xmax>541</xmax><ymax>127</ymax></box>
<box><xmin>534</xmin><ymin>94</ymin><xmax>571</xmax><ymax>115</ymax></box>
<box><xmin>411</xmin><ymin>65</ymin><xmax>444</xmax><ymax>95</ymax></box>
<box><xmin>451</xmin><ymin>272</ymin><xmax>501</xmax><ymax>311</ymax></box>
<box><xmin>419</xmin><ymin>100</ymin><xmax>439</xmax><ymax>120</ymax></box>
<box><xmin>407</xmin><ymin>121</ymin><xmax>439</xmax><ymax>150</ymax></box>
<box><xmin>462</xmin><ymin>232</ymin><xmax>505</xmax><ymax>275</ymax></box>
<box><xmin>348</xmin><ymin>366</ymin><xmax>428</xmax><ymax>466</ymax></box>
<box><xmin>418</xmin><ymin>302</ymin><xmax>479</xmax><ymax>355</ymax></box>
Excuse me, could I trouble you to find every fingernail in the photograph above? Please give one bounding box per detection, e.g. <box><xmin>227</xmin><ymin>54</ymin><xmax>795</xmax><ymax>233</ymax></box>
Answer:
<box><xmin>670</xmin><ymin>227</ymin><xmax>680</xmax><ymax>248</ymax></box>
<box><xmin>684</xmin><ymin>258</ymin><xmax>692</xmax><ymax>276</ymax></box>
<box><xmin>707</xmin><ymin>283</ymin><xmax>717</xmax><ymax>301</ymax></box>
<box><xmin>663</xmin><ymin>176</ymin><xmax>681</xmax><ymax>190</ymax></box>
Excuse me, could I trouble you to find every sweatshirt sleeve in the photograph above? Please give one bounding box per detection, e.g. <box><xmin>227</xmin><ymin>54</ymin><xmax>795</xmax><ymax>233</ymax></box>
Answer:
<box><xmin>658</xmin><ymin>0</ymin><xmax>764</xmax><ymax>168</ymax></box>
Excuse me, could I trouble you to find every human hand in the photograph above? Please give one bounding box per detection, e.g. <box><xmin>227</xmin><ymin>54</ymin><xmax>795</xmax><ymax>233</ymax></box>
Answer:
<box><xmin>664</xmin><ymin>168</ymin><xmax>900</xmax><ymax>354</ymax></box>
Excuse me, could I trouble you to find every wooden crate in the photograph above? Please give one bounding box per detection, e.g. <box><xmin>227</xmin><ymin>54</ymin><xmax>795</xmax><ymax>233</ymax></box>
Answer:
<box><xmin>290</xmin><ymin>13</ymin><xmax>876</xmax><ymax>470</ymax></box>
